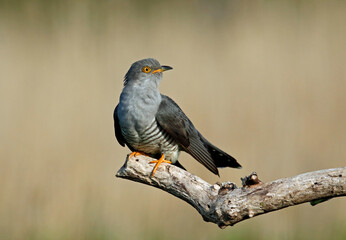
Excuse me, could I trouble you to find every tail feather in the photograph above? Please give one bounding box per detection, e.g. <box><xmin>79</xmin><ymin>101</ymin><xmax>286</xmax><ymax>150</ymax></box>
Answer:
<box><xmin>184</xmin><ymin>132</ymin><xmax>241</xmax><ymax>175</ymax></box>
<box><xmin>207</xmin><ymin>143</ymin><xmax>242</xmax><ymax>169</ymax></box>
<box><xmin>199</xmin><ymin>133</ymin><xmax>242</xmax><ymax>169</ymax></box>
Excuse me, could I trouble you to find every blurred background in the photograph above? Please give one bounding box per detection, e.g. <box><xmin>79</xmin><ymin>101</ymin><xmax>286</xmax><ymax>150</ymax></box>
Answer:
<box><xmin>0</xmin><ymin>0</ymin><xmax>345</xmax><ymax>239</ymax></box>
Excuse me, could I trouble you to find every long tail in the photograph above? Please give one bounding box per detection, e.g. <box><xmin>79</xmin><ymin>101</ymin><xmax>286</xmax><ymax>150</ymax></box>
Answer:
<box><xmin>185</xmin><ymin>132</ymin><xmax>242</xmax><ymax>175</ymax></box>
<box><xmin>205</xmin><ymin>141</ymin><xmax>242</xmax><ymax>169</ymax></box>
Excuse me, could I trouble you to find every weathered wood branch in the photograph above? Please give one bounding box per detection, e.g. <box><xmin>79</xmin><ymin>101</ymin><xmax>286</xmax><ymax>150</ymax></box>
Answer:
<box><xmin>116</xmin><ymin>154</ymin><xmax>346</xmax><ymax>228</ymax></box>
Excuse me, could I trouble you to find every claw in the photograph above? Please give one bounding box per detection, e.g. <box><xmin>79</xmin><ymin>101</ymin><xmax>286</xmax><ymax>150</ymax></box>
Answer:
<box><xmin>128</xmin><ymin>151</ymin><xmax>148</xmax><ymax>159</ymax></box>
<box><xmin>149</xmin><ymin>154</ymin><xmax>171</xmax><ymax>176</ymax></box>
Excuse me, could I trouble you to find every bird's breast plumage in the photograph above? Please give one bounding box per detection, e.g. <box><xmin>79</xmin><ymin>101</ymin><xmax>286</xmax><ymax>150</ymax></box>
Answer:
<box><xmin>117</xmin><ymin>82</ymin><xmax>180</xmax><ymax>162</ymax></box>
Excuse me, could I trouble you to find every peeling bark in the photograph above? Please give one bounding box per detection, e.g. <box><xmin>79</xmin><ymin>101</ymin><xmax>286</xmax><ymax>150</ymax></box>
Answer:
<box><xmin>116</xmin><ymin>154</ymin><xmax>346</xmax><ymax>228</ymax></box>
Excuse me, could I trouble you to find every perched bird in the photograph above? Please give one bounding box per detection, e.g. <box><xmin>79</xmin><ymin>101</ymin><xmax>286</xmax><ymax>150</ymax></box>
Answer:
<box><xmin>114</xmin><ymin>58</ymin><xmax>241</xmax><ymax>176</ymax></box>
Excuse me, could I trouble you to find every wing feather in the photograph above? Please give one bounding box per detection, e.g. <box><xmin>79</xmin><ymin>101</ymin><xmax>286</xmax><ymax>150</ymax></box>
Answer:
<box><xmin>156</xmin><ymin>95</ymin><xmax>219</xmax><ymax>175</ymax></box>
<box><xmin>113</xmin><ymin>105</ymin><xmax>126</xmax><ymax>147</ymax></box>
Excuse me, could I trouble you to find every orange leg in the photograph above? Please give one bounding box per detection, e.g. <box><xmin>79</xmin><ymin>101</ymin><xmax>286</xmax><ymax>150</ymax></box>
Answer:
<box><xmin>149</xmin><ymin>154</ymin><xmax>172</xmax><ymax>176</ymax></box>
<box><xmin>128</xmin><ymin>151</ymin><xmax>148</xmax><ymax>159</ymax></box>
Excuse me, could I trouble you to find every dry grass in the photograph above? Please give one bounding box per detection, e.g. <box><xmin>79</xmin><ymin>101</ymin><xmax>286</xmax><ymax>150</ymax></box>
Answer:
<box><xmin>0</xmin><ymin>1</ymin><xmax>345</xmax><ymax>239</ymax></box>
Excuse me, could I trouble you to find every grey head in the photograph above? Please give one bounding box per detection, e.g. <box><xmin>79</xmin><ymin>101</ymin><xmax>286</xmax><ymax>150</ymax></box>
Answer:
<box><xmin>123</xmin><ymin>58</ymin><xmax>173</xmax><ymax>87</ymax></box>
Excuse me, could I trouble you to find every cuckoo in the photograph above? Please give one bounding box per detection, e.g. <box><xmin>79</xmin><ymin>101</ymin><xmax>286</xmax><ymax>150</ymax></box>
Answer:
<box><xmin>113</xmin><ymin>58</ymin><xmax>241</xmax><ymax>176</ymax></box>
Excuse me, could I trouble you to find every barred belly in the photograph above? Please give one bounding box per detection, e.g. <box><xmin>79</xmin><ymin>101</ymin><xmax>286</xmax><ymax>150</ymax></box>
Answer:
<box><xmin>122</xmin><ymin>120</ymin><xmax>180</xmax><ymax>163</ymax></box>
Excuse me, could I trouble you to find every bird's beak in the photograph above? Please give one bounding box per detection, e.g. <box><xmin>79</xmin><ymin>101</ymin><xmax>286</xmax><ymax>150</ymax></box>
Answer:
<box><xmin>152</xmin><ymin>65</ymin><xmax>173</xmax><ymax>74</ymax></box>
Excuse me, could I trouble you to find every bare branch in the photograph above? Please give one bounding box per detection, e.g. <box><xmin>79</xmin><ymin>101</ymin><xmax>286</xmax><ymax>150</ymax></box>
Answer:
<box><xmin>116</xmin><ymin>154</ymin><xmax>346</xmax><ymax>228</ymax></box>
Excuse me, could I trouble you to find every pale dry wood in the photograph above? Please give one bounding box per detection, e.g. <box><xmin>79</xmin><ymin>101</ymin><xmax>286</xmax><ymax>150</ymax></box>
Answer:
<box><xmin>116</xmin><ymin>154</ymin><xmax>346</xmax><ymax>228</ymax></box>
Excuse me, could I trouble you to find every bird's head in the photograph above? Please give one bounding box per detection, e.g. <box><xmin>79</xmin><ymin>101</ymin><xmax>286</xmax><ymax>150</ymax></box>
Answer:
<box><xmin>123</xmin><ymin>58</ymin><xmax>173</xmax><ymax>87</ymax></box>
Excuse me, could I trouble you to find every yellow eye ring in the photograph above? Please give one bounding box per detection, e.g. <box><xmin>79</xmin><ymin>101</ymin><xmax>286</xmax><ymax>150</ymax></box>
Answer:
<box><xmin>142</xmin><ymin>66</ymin><xmax>151</xmax><ymax>73</ymax></box>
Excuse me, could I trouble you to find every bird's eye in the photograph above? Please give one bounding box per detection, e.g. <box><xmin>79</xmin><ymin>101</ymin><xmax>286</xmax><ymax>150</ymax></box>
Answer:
<box><xmin>142</xmin><ymin>66</ymin><xmax>151</xmax><ymax>73</ymax></box>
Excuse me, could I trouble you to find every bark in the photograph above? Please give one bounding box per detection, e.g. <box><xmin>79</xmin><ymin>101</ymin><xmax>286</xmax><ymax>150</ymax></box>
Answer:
<box><xmin>116</xmin><ymin>154</ymin><xmax>346</xmax><ymax>228</ymax></box>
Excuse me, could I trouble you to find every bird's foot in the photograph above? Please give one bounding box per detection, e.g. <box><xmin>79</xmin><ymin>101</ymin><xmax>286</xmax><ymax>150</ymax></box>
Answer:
<box><xmin>149</xmin><ymin>154</ymin><xmax>171</xmax><ymax>177</ymax></box>
<box><xmin>128</xmin><ymin>151</ymin><xmax>148</xmax><ymax>159</ymax></box>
